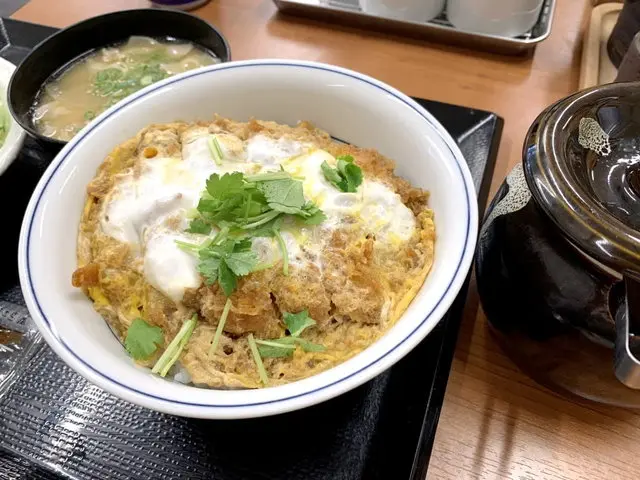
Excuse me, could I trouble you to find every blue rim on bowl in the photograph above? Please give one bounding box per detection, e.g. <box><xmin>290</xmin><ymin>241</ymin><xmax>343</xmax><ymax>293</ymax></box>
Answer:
<box><xmin>18</xmin><ymin>60</ymin><xmax>477</xmax><ymax>418</ymax></box>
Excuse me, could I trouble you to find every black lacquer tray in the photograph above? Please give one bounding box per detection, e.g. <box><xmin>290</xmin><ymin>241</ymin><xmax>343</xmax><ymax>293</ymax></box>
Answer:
<box><xmin>0</xmin><ymin>17</ymin><xmax>502</xmax><ymax>480</ymax></box>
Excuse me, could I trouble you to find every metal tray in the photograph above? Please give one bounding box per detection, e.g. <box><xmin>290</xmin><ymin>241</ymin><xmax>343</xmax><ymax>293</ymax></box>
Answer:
<box><xmin>274</xmin><ymin>0</ymin><xmax>557</xmax><ymax>55</ymax></box>
<box><xmin>0</xmin><ymin>17</ymin><xmax>503</xmax><ymax>480</ymax></box>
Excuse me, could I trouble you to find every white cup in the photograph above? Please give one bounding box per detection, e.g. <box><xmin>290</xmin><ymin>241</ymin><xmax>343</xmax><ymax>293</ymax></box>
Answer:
<box><xmin>360</xmin><ymin>0</ymin><xmax>445</xmax><ymax>23</ymax></box>
<box><xmin>447</xmin><ymin>0</ymin><xmax>544</xmax><ymax>37</ymax></box>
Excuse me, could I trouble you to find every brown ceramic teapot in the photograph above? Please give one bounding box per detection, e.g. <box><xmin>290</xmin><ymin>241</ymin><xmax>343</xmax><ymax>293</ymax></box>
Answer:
<box><xmin>476</xmin><ymin>82</ymin><xmax>640</xmax><ymax>407</ymax></box>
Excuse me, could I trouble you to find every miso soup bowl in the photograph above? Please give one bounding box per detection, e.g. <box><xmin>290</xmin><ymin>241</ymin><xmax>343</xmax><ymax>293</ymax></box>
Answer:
<box><xmin>18</xmin><ymin>60</ymin><xmax>478</xmax><ymax>419</ymax></box>
<box><xmin>8</xmin><ymin>8</ymin><xmax>230</xmax><ymax>152</ymax></box>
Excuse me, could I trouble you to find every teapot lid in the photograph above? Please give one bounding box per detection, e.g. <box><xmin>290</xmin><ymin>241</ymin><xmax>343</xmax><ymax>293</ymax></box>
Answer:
<box><xmin>524</xmin><ymin>82</ymin><xmax>640</xmax><ymax>277</ymax></box>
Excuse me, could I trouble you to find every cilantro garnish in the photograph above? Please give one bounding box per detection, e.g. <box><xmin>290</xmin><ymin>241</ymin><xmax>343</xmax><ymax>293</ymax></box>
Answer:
<box><xmin>272</xmin><ymin>227</ymin><xmax>289</xmax><ymax>276</ymax></box>
<box><xmin>179</xmin><ymin>170</ymin><xmax>327</xmax><ymax>293</ymax></box>
<box><xmin>207</xmin><ymin>135</ymin><xmax>224</xmax><ymax>166</ymax></box>
<box><xmin>197</xmin><ymin>238</ymin><xmax>259</xmax><ymax>296</ymax></box>
<box><xmin>255</xmin><ymin>337</ymin><xmax>297</xmax><ymax>358</ymax></box>
<box><xmin>209</xmin><ymin>298</ymin><xmax>233</xmax><ymax>357</ymax></box>
<box><xmin>300</xmin><ymin>202</ymin><xmax>328</xmax><ymax>225</ymax></box>
<box><xmin>255</xmin><ymin>337</ymin><xmax>325</xmax><ymax>358</ymax></box>
<box><xmin>248</xmin><ymin>333</ymin><xmax>269</xmax><ymax>385</ymax></box>
<box><xmin>321</xmin><ymin>154</ymin><xmax>363</xmax><ymax>193</ymax></box>
<box><xmin>257</xmin><ymin>178</ymin><xmax>305</xmax><ymax>214</ymax></box>
<box><xmin>124</xmin><ymin>318</ymin><xmax>164</xmax><ymax>361</ymax></box>
<box><xmin>195</xmin><ymin>171</ymin><xmax>326</xmax><ymax>230</ymax></box>
<box><xmin>294</xmin><ymin>337</ymin><xmax>327</xmax><ymax>352</ymax></box>
<box><xmin>283</xmin><ymin>310</ymin><xmax>316</xmax><ymax>336</ymax></box>
<box><xmin>255</xmin><ymin>310</ymin><xmax>325</xmax><ymax>359</ymax></box>
<box><xmin>151</xmin><ymin>314</ymin><xmax>197</xmax><ymax>377</ymax></box>
<box><xmin>186</xmin><ymin>218</ymin><xmax>212</xmax><ymax>235</ymax></box>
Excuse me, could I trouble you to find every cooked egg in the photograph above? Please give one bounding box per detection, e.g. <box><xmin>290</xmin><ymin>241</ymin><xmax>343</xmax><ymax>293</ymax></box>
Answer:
<box><xmin>99</xmin><ymin>127</ymin><xmax>416</xmax><ymax>302</ymax></box>
<box><xmin>287</xmin><ymin>149</ymin><xmax>416</xmax><ymax>241</ymax></box>
<box><xmin>144</xmin><ymin>228</ymin><xmax>201</xmax><ymax>303</ymax></box>
<box><xmin>246</xmin><ymin>134</ymin><xmax>308</xmax><ymax>165</ymax></box>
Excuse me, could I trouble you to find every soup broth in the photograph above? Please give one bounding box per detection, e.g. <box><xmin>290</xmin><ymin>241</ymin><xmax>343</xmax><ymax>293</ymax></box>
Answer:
<box><xmin>32</xmin><ymin>36</ymin><xmax>218</xmax><ymax>142</ymax></box>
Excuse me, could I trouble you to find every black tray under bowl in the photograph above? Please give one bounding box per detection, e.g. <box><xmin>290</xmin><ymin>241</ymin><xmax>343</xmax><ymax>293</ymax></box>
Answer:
<box><xmin>0</xmin><ymin>17</ymin><xmax>502</xmax><ymax>480</ymax></box>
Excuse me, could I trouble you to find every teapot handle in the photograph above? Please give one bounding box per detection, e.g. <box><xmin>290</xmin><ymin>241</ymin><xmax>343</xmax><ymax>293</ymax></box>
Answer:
<box><xmin>614</xmin><ymin>275</ymin><xmax>640</xmax><ymax>388</ymax></box>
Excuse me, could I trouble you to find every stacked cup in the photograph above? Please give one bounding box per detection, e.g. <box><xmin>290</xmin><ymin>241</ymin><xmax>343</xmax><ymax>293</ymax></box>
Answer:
<box><xmin>447</xmin><ymin>0</ymin><xmax>545</xmax><ymax>37</ymax></box>
<box><xmin>359</xmin><ymin>0</ymin><xmax>545</xmax><ymax>38</ymax></box>
<box><xmin>359</xmin><ymin>0</ymin><xmax>445</xmax><ymax>22</ymax></box>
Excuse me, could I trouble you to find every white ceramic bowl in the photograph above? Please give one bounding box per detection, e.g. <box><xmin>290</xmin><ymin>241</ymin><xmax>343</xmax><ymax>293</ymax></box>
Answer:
<box><xmin>0</xmin><ymin>57</ymin><xmax>25</xmax><ymax>176</ymax></box>
<box><xmin>18</xmin><ymin>60</ymin><xmax>477</xmax><ymax>419</ymax></box>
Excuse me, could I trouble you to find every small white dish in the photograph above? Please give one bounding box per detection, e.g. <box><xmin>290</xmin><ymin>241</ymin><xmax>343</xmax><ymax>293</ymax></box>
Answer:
<box><xmin>18</xmin><ymin>59</ymin><xmax>478</xmax><ymax>419</ymax></box>
<box><xmin>0</xmin><ymin>57</ymin><xmax>25</xmax><ymax>177</ymax></box>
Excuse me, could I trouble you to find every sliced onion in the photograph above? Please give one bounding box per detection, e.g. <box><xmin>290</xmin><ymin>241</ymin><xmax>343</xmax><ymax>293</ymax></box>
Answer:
<box><xmin>165</xmin><ymin>42</ymin><xmax>193</xmax><ymax>59</ymax></box>
<box><xmin>32</xmin><ymin>102</ymin><xmax>54</xmax><ymax>121</ymax></box>
<box><xmin>44</xmin><ymin>83</ymin><xmax>62</xmax><ymax>99</ymax></box>
<box><xmin>125</xmin><ymin>36</ymin><xmax>157</xmax><ymax>48</ymax></box>
<box><xmin>100</xmin><ymin>47</ymin><xmax>124</xmax><ymax>63</ymax></box>
<box><xmin>40</xmin><ymin>124</ymin><xmax>57</xmax><ymax>138</ymax></box>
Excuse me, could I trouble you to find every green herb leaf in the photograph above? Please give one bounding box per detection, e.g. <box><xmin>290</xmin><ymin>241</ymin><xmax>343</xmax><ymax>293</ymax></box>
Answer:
<box><xmin>249</xmin><ymin>219</ymin><xmax>279</xmax><ymax>238</ymax></box>
<box><xmin>84</xmin><ymin>110</ymin><xmax>96</xmax><ymax>121</ymax></box>
<box><xmin>196</xmin><ymin>237</ymin><xmax>259</xmax><ymax>295</ymax></box>
<box><xmin>337</xmin><ymin>155</ymin><xmax>363</xmax><ymax>193</ymax></box>
<box><xmin>124</xmin><ymin>318</ymin><xmax>164</xmax><ymax>360</ymax></box>
<box><xmin>176</xmin><ymin>239</ymin><xmax>205</xmax><ymax>255</ymax></box>
<box><xmin>256</xmin><ymin>335</ymin><xmax>325</xmax><ymax>357</ymax></box>
<box><xmin>224</xmin><ymin>251</ymin><xmax>259</xmax><ymax>277</ymax></box>
<box><xmin>208</xmin><ymin>135</ymin><xmax>224</xmax><ymax>166</ymax></box>
<box><xmin>321</xmin><ymin>155</ymin><xmax>363</xmax><ymax>193</ymax></box>
<box><xmin>206</xmin><ymin>172</ymin><xmax>244</xmax><ymax>200</ymax></box>
<box><xmin>254</xmin><ymin>309</ymin><xmax>324</xmax><ymax>358</ymax></box>
<box><xmin>256</xmin><ymin>337</ymin><xmax>297</xmax><ymax>358</ymax></box>
<box><xmin>336</xmin><ymin>154</ymin><xmax>355</xmax><ymax>164</ymax></box>
<box><xmin>248</xmin><ymin>333</ymin><xmax>269</xmax><ymax>385</ymax></box>
<box><xmin>270</xmin><ymin>217</ymin><xmax>289</xmax><ymax>276</ymax></box>
<box><xmin>300</xmin><ymin>202</ymin><xmax>327</xmax><ymax>225</ymax></box>
<box><xmin>208</xmin><ymin>298</ymin><xmax>233</xmax><ymax>357</ymax></box>
<box><xmin>321</xmin><ymin>161</ymin><xmax>342</xmax><ymax>186</ymax></box>
<box><xmin>283</xmin><ymin>310</ymin><xmax>316</xmax><ymax>337</ymax></box>
<box><xmin>241</xmin><ymin>210</ymin><xmax>281</xmax><ymax>229</ymax></box>
<box><xmin>232</xmin><ymin>237</ymin><xmax>253</xmax><ymax>252</ymax></box>
<box><xmin>217</xmin><ymin>258</ymin><xmax>237</xmax><ymax>296</ymax></box>
<box><xmin>258</xmin><ymin>178</ymin><xmax>305</xmax><ymax>211</ymax></box>
<box><xmin>186</xmin><ymin>170</ymin><xmax>326</xmax><ymax>295</ymax></box>
<box><xmin>196</xmin><ymin>171</ymin><xmax>324</xmax><ymax>230</ymax></box>
<box><xmin>151</xmin><ymin>314</ymin><xmax>197</xmax><ymax>377</ymax></box>
<box><xmin>196</xmin><ymin>198</ymin><xmax>219</xmax><ymax>213</ymax></box>
<box><xmin>198</xmin><ymin>256</ymin><xmax>221</xmax><ymax>285</ymax></box>
<box><xmin>186</xmin><ymin>218</ymin><xmax>212</xmax><ymax>235</ymax></box>
<box><xmin>294</xmin><ymin>337</ymin><xmax>326</xmax><ymax>353</ymax></box>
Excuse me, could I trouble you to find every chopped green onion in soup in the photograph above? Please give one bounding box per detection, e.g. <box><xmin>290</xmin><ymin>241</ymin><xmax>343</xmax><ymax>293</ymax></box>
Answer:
<box><xmin>32</xmin><ymin>35</ymin><xmax>219</xmax><ymax>142</ymax></box>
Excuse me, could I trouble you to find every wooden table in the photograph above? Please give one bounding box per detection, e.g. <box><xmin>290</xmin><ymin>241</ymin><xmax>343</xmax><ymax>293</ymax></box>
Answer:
<box><xmin>12</xmin><ymin>1</ymin><xmax>640</xmax><ymax>478</ymax></box>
